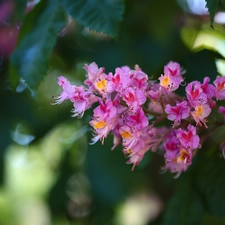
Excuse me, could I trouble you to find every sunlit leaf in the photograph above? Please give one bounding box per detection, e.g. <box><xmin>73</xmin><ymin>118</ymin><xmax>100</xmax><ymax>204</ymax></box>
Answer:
<box><xmin>10</xmin><ymin>0</ymin><xmax>66</xmax><ymax>89</ymax></box>
<box><xmin>61</xmin><ymin>0</ymin><xmax>125</xmax><ymax>38</ymax></box>
<box><xmin>192</xmin><ymin>26</ymin><xmax>225</xmax><ymax>57</ymax></box>
<box><xmin>205</xmin><ymin>0</ymin><xmax>220</xmax><ymax>28</ymax></box>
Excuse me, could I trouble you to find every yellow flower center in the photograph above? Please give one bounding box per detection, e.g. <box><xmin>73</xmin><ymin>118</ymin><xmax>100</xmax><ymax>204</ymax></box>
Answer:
<box><xmin>194</xmin><ymin>105</ymin><xmax>203</xmax><ymax>117</ymax></box>
<box><xmin>96</xmin><ymin>79</ymin><xmax>107</xmax><ymax>91</ymax></box>
<box><xmin>93</xmin><ymin>120</ymin><xmax>106</xmax><ymax>129</ymax></box>
<box><xmin>176</xmin><ymin>149</ymin><xmax>189</xmax><ymax>164</ymax></box>
<box><xmin>125</xmin><ymin>149</ymin><xmax>133</xmax><ymax>154</ymax></box>
<box><xmin>161</xmin><ymin>75</ymin><xmax>170</xmax><ymax>87</ymax></box>
<box><xmin>121</xmin><ymin>130</ymin><xmax>132</xmax><ymax>139</ymax></box>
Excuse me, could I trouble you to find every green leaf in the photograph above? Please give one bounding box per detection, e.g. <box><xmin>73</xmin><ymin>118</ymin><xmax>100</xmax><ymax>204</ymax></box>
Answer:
<box><xmin>220</xmin><ymin>0</ymin><xmax>225</xmax><ymax>7</ymax></box>
<box><xmin>201</xmin><ymin>213</ymin><xmax>225</xmax><ymax>225</ymax></box>
<box><xmin>194</xmin><ymin>155</ymin><xmax>225</xmax><ymax>216</ymax></box>
<box><xmin>61</xmin><ymin>0</ymin><xmax>125</xmax><ymax>39</ymax></box>
<box><xmin>10</xmin><ymin>0</ymin><xmax>67</xmax><ymax>89</ymax></box>
<box><xmin>161</xmin><ymin>177</ymin><xmax>204</xmax><ymax>225</ymax></box>
<box><xmin>12</xmin><ymin>0</ymin><xmax>27</xmax><ymax>20</ymax></box>
<box><xmin>205</xmin><ymin>0</ymin><xmax>220</xmax><ymax>28</ymax></box>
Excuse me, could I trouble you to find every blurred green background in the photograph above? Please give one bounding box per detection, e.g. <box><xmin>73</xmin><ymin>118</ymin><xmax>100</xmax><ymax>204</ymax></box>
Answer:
<box><xmin>1</xmin><ymin>0</ymin><xmax>225</xmax><ymax>224</ymax></box>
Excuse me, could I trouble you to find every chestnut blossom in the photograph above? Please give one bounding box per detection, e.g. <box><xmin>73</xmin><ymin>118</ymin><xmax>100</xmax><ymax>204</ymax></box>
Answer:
<box><xmin>214</xmin><ymin>76</ymin><xmax>225</xmax><ymax>100</ymax></box>
<box><xmin>165</xmin><ymin>101</ymin><xmax>190</xmax><ymax>127</ymax></box>
<box><xmin>191</xmin><ymin>104</ymin><xmax>211</xmax><ymax>128</ymax></box>
<box><xmin>163</xmin><ymin>131</ymin><xmax>194</xmax><ymax>177</ymax></box>
<box><xmin>89</xmin><ymin>99</ymin><xmax>118</xmax><ymax>144</ymax></box>
<box><xmin>201</xmin><ymin>77</ymin><xmax>216</xmax><ymax>100</ymax></box>
<box><xmin>84</xmin><ymin>62</ymin><xmax>105</xmax><ymax>90</ymax></box>
<box><xmin>126</xmin><ymin>107</ymin><xmax>148</xmax><ymax>130</ymax></box>
<box><xmin>164</xmin><ymin>61</ymin><xmax>182</xmax><ymax>78</ymax></box>
<box><xmin>176</xmin><ymin>125</ymin><xmax>200</xmax><ymax>150</ymax></box>
<box><xmin>53</xmin><ymin>76</ymin><xmax>76</xmax><ymax>104</ymax></box>
<box><xmin>129</xmin><ymin>65</ymin><xmax>148</xmax><ymax>90</ymax></box>
<box><xmin>163</xmin><ymin>148</ymin><xmax>192</xmax><ymax>178</ymax></box>
<box><xmin>158</xmin><ymin>74</ymin><xmax>181</xmax><ymax>92</ymax></box>
<box><xmin>70</xmin><ymin>86</ymin><xmax>99</xmax><ymax>118</ymax></box>
<box><xmin>53</xmin><ymin>61</ymin><xmax>225</xmax><ymax>176</ymax></box>
<box><xmin>121</xmin><ymin>87</ymin><xmax>146</xmax><ymax>112</ymax></box>
<box><xmin>158</xmin><ymin>61</ymin><xmax>183</xmax><ymax>91</ymax></box>
<box><xmin>186</xmin><ymin>81</ymin><xmax>207</xmax><ymax>107</ymax></box>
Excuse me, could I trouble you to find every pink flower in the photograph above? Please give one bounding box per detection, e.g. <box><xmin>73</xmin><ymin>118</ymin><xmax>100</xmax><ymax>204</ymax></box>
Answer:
<box><xmin>52</xmin><ymin>76</ymin><xmax>76</xmax><ymax>104</ymax></box>
<box><xmin>89</xmin><ymin>119</ymin><xmax>112</xmax><ymax>144</ymax></box>
<box><xmin>214</xmin><ymin>76</ymin><xmax>225</xmax><ymax>100</ymax></box>
<box><xmin>201</xmin><ymin>77</ymin><xmax>216</xmax><ymax>99</ymax></box>
<box><xmin>146</xmin><ymin>82</ymin><xmax>165</xmax><ymax>114</ymax></box>
<box><xmin>146</xmin><ymin>127</ymin><xmax>168</xmax><ymax>152</ymax></box>
<box><xmin>148</xmin><ymin>101</ymin><xmax>164</xmax><ymax>114</ymax></box>
<box><xmin>186</xmin><ymin>81</ymin><xmax>207</xmax><ymax>107</ymax></box>
<box><xmin>164</xmin><ymin>133</ymin><xmax>179</xmax><ymax>150</ymax></box>
<box><xmin>120</xmin><ymin>126</ymin><xmax>165</xmax><ymax>170</ymax></box>
<box><xmin>54</xmin><ymin>76</ymin><xmax>99</xmax><ymax>117</ymax></box>
<box><xmin>163</xmin><ymin>145</ymin><xmax>192</xmax><ymax>178</ymax></box>
<box><xmin>108</xmin><ymin>66</ymin><xmax>132</xmax><ymax>92</ymax></box>
<box><xmin>164</xmin><ymin>130</ymin><xmax>179</xmax><ymax>153</ymax></box>
<box><xmin>70</xmin><ymin>86</ymin><xmax>98</xmax><ymax>118</ymax></box>
<box><xmin>158</xmin><ymin>61</ymin><xmax>183</xmax><ymax>92</ymax></box>
<box><xmin>191</xmin><ymin>104</ymin><xmax>211</xmax><ymax>128</ymax></box>
<box><xmin>164</xmin><ymin>136</ymin><xmax>180</xmax><ymax>161</ymax></box>
<box><xmin>57</xmin><ymin>76</ymin><xmax>67</xmax><ymax>87</ymax></box>
<box><xmin>93</xmin><ymin>99</ymin><xmax>117</xmax><ymax>119</ymax></box>
<box><xmin>164</xmin><ymin>61</ymin><xmax>182</xmax><ymax>78</ymax></box>
<box><xmin>89</xmin><ymin>99</ymin><xmax>118</xmax><ymax>144</ymax></box>
<box><xmin>84</xmin><ymin>62</ymin><xmax>105</xmax><ymax>90</ymax></box>
<box><xmin>162</xmin><ymin>127</ymin><xmax>198</xmax><ymax>177</ymax></box>
<box><xmin>165</xmin><ymin>101</ymin><xmax>190</xmax><ymax>126</ymax></box>
<box><xmin>200</xmin><ymin>77</ymin><xmax>216</xmax><ymax>108</ymax></box>
<box><xmin>127</xmin><ymin>152</ymin><xmax>145</xmax><ymax>171</ymax></box>
<box><xmin>93</xmin><ymin>74</ymin><xmax>114</xmax><ymax>97</ymax></box>
<box><xmin>146</xmin><ymin>81</ymin><xmax>161</xmax><ymax>101</ymax></box>
<box><xmin>158</xmin><ymin>74</ymin><xmax>181</xmax><ymax>92</ymax></box>
<box><xmin>53</xmin><ymin>61</ymin><xmax>225</xmax><ymax>175</ymax></box>
<box><xmin>176</xmin><ymin>125</ymin><xmax>200</xmax><ymax>150</ymax></box>
<box><xmin>126</xmin><ymin>143</ymin><xmax>149</xmax><ymax>171</ymax></box>
<box><xmin>119</xmin><ymin>125</ymin><xmax>139</xmax><ymax>150</ymax></box>
<box><xmin>129</xmin><ymin>65</ymin><xmax>148</xmax><ymax>90</ymax></box>
<box><xmin>121</xmin><ymin>87</ymin><xmax>146</xmax><ymax>112</ymax></box>
<box><xmin>126</xmin><ymin>107</ymin><xmax>149</xmax><ymax>130</ymax></box>
<box><xmin>124</xmin><ymin>131</ymin><xmax>153</xmax><ymax>170</ymax></box>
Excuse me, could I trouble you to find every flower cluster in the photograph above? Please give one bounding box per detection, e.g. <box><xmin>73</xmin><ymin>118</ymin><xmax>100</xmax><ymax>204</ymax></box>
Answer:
<box><xmin>52</xmin><ymin>61</ymin><xmax>225</xmax><ymax>177</ymax></box>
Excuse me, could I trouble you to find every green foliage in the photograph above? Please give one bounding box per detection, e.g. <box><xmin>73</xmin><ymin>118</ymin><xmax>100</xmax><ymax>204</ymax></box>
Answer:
<box><xmin>221</xmin><ymin>0</ymin><xmax>225</xmax><ymax>7</ymax></box>
<box><xmin>9</xmin><ymin>0</ymin><xmax>125</xmax><ymax>88</ymax></box>
<box><xmin>2</xmin><ymin>0</ymin><xmax>225</xmax><ymax>224</ymax></box>
<box><xmin>12</xmin><ymin>0</ymin><xmax>27</xmax><ymax>20</ymax></box>
<box><xmin>201</xmin><ymin>214</ymin><xmax>225</xmax><ymax>225</ymax></box>
<box><xmin>161</xmin><ymin>177</ymin><xmax>204</xmax><ymax>225</ymax></box>
<box><xmin>61</xmin><ymin>0</ymin><xmax>125</xmax><ymax>39</ymax></box>
<box><xmin>10</xmin><ymin>0</ymin><xmax>66</xmax><ymax>89</ymax></box>
<box><xmin>205</xmin><ymin>0</ymin><xmax>220</xmax><ymax>28</ymax></box>
<box><xmin>194</xmin><ymin>156</ymin><xmax>225</xmax><ymax>216</ymax></box>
